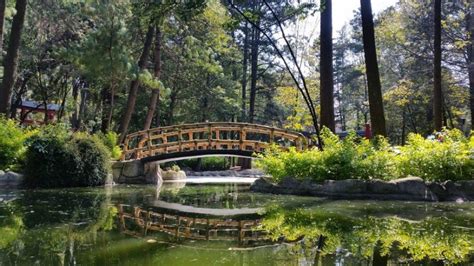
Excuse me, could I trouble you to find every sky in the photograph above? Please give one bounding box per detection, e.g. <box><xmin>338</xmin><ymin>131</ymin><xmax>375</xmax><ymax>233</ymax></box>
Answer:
<box><xmin>332</xmin><ymin>0</ymin><xmax>399</xmax><ymax>33</ymax></box>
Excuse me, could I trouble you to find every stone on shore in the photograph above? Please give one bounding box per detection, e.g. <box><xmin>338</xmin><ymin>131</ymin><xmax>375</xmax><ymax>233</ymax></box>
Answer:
<box><xmin>161</xmin><ymin>170</ymin><xmax>186</xmax><ymax>180</ymax></box>
<box><xmin>249</xmin><ymin>176</ymin><xmax>471</xmax><ymax>201</ymax></box>
<box><xmin>0</xmin><ymin>171</ymin><xmax>24</xmax><ymax>189</ymax></box>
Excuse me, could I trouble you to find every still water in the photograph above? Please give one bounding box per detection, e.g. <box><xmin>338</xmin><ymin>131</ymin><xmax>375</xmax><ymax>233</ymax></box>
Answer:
<box><xmin>0</xmin><ymin>183</ymin><xmax>473</xmax><ymax>265</ymax></box>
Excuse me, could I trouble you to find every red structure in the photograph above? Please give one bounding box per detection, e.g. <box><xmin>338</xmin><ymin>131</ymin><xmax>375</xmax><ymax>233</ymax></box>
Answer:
<box><xmin>364</xmin><ymin>123</ymin><xmax>372</xmax><ymax>139</ymax></box>
<box><xmin>17</xmin><ymin>100</ymin><xmax>60</xmax><ymax>125</ymax></box>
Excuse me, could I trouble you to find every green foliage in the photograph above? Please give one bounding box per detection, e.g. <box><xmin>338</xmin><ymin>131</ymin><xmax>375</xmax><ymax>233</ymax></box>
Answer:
<box><xmin>261</xmin><ymin>206</ymin><xmax>474</xmax><ymax>264</ymax></box>
<box><xmin>165</xmin><ymin>156</ymin><xmax>230</xmax><ymax>171</ymax></box>
<box><xmin>200</xmin><ymin>157</ymin><xmax>230</xmax><ymax>171</ymax></box>
<box><xmin>257</xmin><ymin>128</ymin><xmax>473</xmax><ymax>182</ymax></box>
<box><xmin>96</xmin><ymin>131</ymin><xmax>122</xmax><ymax>160</ymax></box>
<box><xmin>397</xmin><ymin>129</ymin><xmax>474</xmax><ymax>181</ymax></box>
<box><xmin>0</xmin><ymin>203</ymin><xmax>23</xmax><ymax>249</ymax></box>
<box><xmin>23</xmin><ymin>128</ymin><xmax>110</xmax><ymax>188</ymax></box>
<box><xmin>70</xmin><ymin>134</ymin><xmax>110</xmax><ymax>186</ymax></box>
<box><xmin>0</xmin><ymin>117</ymin><xmax>32</xmax><ymax>170</ymax></box>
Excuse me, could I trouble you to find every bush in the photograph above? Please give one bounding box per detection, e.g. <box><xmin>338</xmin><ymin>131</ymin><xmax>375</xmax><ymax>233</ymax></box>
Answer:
<box><xmin>0</xmin><ymin>117</ymin><xmax>35</xmax><ymax>170</ymax></box>
<box><xmin>23</xmin><ymin>127</ymin><xmax>110</xmax><ymax>188</ymax></box>
<box><xmin>164</xmin><ymin>156</ymin><xmax>230</xmax><ymax>171</ymax></box>
<box><xmin>70</xmin><ymin>135</ymin><xmax>110</xmax><ymax>186</ymax></box>
<box><xmin>200</xmin><ymin>157</ymin><xmax>230</xmax><ymax>171</ymax></box>
<box><xmin>256</xmin><ymin>128</ymin><xmax>472</xmax><ymax>182</ymax></box>
<box><xmin>96</xmin><ymin>131</ymin><xmax>122</xmax><ymax>160</ymax></box>
<box><xmin>397</xmin><ymin>129</ymin><xmax>473</xmax><ymax>181</ymax></box>
<box><xmin>257</xmin><ymin>128</ymin><xmax>397</xmax><ymax>182</ymax></box>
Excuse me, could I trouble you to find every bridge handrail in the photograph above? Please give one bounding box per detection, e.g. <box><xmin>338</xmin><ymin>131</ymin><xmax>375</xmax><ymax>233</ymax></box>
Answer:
<box><xmin>121</xmin><ymin>122</ymin><xmax>307</xmax><ymax>161</ymax></box>
<box><xmin>125</xmin><ymin>122</ymin><xmax>304</xmax><ymax>138</ymax></box>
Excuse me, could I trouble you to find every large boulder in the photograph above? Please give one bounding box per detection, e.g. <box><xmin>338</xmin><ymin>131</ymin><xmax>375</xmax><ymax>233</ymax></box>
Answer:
<box><xmin>0</xmin><ymin>171</ymin><xmax>24</xmax><ymax>189</ymax></box>
<box><xmin>456</xmin><ymin>181</ymin><xmax>474</xmax><ymax>200</ymax></box>
<box><xmin>427</xmin><ymin>180</ymin><xmax>469</xmax><ymax>201</ymax></box>
<box><xmin>250</xmin><ymin>177</ymin><xmax>275</xmax><ymax>193</ymax></box>
<box><xmin>389</xmin><ymin>176</ymin><xmax>438</xmax><ymax>201</ymax></box>
<box><xmin>321</xmin><ymin>179</ymin><xmax>367</xmax><ymax>195</ymax></box>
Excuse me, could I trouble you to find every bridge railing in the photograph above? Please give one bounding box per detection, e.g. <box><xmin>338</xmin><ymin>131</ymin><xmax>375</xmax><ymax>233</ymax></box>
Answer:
<box><xmin>118</xmin><ymin>204</ymin><xmax>268</xmax><ymax>243</ymax></box>
<box><xmin>121</xmin><ymin>122</ymin><xmax>307</xmax><ymax>161</ymax></box>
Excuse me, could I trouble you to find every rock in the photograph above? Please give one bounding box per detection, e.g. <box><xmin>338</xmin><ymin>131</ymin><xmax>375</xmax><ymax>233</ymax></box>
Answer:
<box><xmin>427</xmin><ymin>182</ymin><xmax>448</xmax><ymax>200</ymax></box>
<box><xmin>389</xmin><ymin>176</ymin><xmax>437</xmax><ymax>201</ymax></box>
<box><xmin>0</xmin><ymin>171</ymin><xmax>24</xmax><ymax>189</ymax></box>
<box><xmin>443</xmin><ymin>180</ymin><xmax>467</xmax><ymax>201</ymax></box>
<box><xmin>4</xmin><ymin>171</ymin><xmax>23</xmax><ymax>181</ymax></box>
<box><xmin>250</xmin><ymin>177</ymin><xmax>277</xmax><ymax>193</ymax></box>
<box><xmin>121</xmin><ymin>160</ymin><xmax>145</xmax><ymax>178</ymax></box>
<box><xmin>0</xmin><ymin>170</ymin><xmax>5</xmax><ymax>177</ymax></box>
<box><xmin>368</xmin><ymin>179</ymin><xmax>398</xmax><ymax>194</ymax></box>
<box><xmin>456</xmin><ymin>180</ymin><xmax>474</xmax><ymax>200</ymax></box>
<box><xmin>161</xmin><ymin>170</ymin><xmax>186</xmax><ymax>180</ymax></box>
<box><xmin>321</xmin><ymin>179</ymin><xmax>367</xmax><ymax>194</ymax></box>
<box><xmin>252</xmin><ymin>176</ymin><xmax>442</xmax><ymax>201</ymax></box>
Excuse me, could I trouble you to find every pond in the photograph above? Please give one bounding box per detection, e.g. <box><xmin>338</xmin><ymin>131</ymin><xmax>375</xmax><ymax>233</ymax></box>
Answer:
<box><xmin>0</xmin><ymin>183</ymin><xmax>473</xmax><ymax>265</ymax></box>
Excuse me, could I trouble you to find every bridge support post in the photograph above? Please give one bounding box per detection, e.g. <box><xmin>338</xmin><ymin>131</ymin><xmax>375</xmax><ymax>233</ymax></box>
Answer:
<box><xmin>111</xmin><ymin>160</ymin><xmax>162</xmax><ymax>186</ymax></box>
<box><xmin>144</xmin><ymin>161</ymin><xmax>163</xmax><ymax>187</ymax></box>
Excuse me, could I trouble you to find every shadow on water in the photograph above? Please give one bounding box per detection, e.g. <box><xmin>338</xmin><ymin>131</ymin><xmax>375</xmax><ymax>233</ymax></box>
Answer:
<box><xmin>0</xmin><ymin>183</ymin><xmax>473</xmax><ymax>265</ymax></box>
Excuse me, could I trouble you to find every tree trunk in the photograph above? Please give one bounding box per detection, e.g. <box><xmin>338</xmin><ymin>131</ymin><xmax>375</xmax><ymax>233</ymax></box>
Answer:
<box><xmin>100</xmin><ymin>85</ymin><xmax>115</xmax><ymax>133</ymax></box>
<box><xmin>0</xmin><ymin>0</ymin><xmax>27</xmax><ymax>116</ymax></box>
<box><xmin>360</xmin><ymin>0</ymin><xmax>387</xmax><ymax>136</ymax></box>
<box><xmin>143</xmin><ymin>27</ymin><xmax>162</xmax><ymax>130</ymax></box>
<box><xmin>433</xmin><ymin>0</ymin><xmax>443</xmax><ymax>131</ymax></box>
<box><xmin>71</xmin><ymin>79</ymin><xmax>80</xmax><ymax>130</ymax></box>
<box><xmin>249</xmin><ymin>20</ymin><xmax>260</xmax><ymax>123</ymax></box>
<box><xmin>0</xmin><ymin>0</ymin><xmax>6</xmax><ymax>53</ymax></box>
<box><xmin>241</xmin><ymin>22</ymin><xmax>249</xmax><ymax>122</ymax></box>
<box><xmin>118</xmin><ymin>25</ymin><xmax>155</xmax><ymax>143</ymax></box>
<box><xmin>467</xmin><ymin>3</ymin><xmax>474</xmax><ymax>130</ymax></box>
<box><xmin>319</xmin><ymin>0</ymin><xmax>335</xmax><ymax>132</ymax></box>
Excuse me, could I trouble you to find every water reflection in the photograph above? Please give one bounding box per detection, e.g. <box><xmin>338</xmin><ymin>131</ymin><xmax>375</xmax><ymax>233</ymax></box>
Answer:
<box><xmin>260</xmin><ymin>206</ymin><xmax>474</xmax><ymax>265</ymax></box>
<box><xmin>118</xmin><ymin>204</ymin><xmax>267</xmax><ymax>244</ymax></box>
<box><xmin>0</xmin><ymin>184</ymin><xmax>473</xmax><ymax>265</ymax></box>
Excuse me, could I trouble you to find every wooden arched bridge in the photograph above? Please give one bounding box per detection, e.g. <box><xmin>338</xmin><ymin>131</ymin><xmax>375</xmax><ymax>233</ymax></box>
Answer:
<box><xmin>120</xmin><ymin>122</ymin><xmax>307</xmax><ymax>162</ymax></box>
<box><xmin>118</xmin><ymin>204</ymin><xmax>268</xmax><ymax>243</ymax></box>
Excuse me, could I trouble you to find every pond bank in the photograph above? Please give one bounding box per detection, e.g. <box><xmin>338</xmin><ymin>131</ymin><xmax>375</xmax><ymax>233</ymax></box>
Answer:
<box><xmin>251</xmin><ymin>176</ymin><xmax>474</xmax><ymax>202</ymax></box>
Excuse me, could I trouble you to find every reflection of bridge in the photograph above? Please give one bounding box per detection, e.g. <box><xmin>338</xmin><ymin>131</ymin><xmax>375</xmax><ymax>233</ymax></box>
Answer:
<box><xmin>121</xmin><ymin>122</ymin><xmax>307</xmax><ymax>162</ymax></box>
<box><xmin>117</xmin><ymin>204</ymin><xmax>269</xmax><ymax>243</ymax></box>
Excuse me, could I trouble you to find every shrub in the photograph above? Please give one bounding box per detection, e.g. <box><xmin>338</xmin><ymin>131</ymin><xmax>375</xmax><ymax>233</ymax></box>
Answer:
<box><xmin>70</xmin><ymin>135</ymin><xmax>110</xmax><ymax>186</ymax></box>
<box><xmin>256</xmin><ymin>128</ymin><xmax>397</xmax><ymax>182</ymax></box>
<box><xmin>397</xmin><ymin>129</ymin><xmax>473</xmax><ymax>181</ymax></box>
<box><xmin>164</xmin><ymin>156</ymin><xmax>230</xmax><ymax>171</ymax></box>
<box><xmin>257</xmin><ymin>128</ymin><xmax>471</xmax><ymax>182</ymax></box>
<box><xmin>96</xmin><ymin>131</ymin><xmax>122</xmax><ymax>160</ymax></box>
<box><xmin>200</xmin><ymin>157</ymin><xmax>230</xmax><ymax>171</ymax></box>
<box><xmin>0</xmin><ymin>117</ymin><xmax>35</xmax><ymax>170</ymax></box>
<box><xmin>23</xmin><ymin>134</ymin><xmax>79</xmax><ymax>188</ymax></box>
<box><xmin>23</xmin><ymin>128</ymin><xmax>110</xmax><ymax>188</ymax></box>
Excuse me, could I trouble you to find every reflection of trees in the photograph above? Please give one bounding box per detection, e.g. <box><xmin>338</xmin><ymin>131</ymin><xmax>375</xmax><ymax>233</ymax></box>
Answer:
<box><xmin>0</xmin><ymin>191</ymin><xmax>117</xmax><ymax>265</ymax></box>
<box><xmin>157</xmin><ymin>184</ymin><xmax>257</xmax><ymax>209</ymax></box>
<box><xmin>261</xmin><ymin>206</ymin><xmax>474</xmax><ymax>264</ymax></box>
<box><xmin>0</xmin><ymin>203</ymin><xmax>23</xmax><ymax>249</ymax></box>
